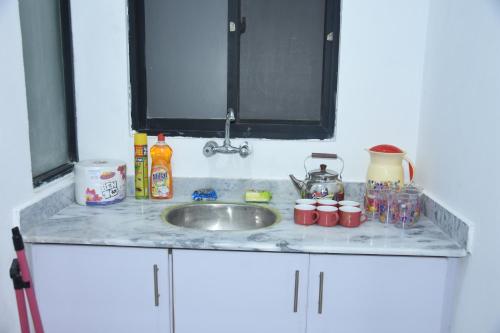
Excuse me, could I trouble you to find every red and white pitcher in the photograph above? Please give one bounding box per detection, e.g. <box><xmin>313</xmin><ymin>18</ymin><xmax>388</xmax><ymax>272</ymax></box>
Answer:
<box><xmin>366</xmin><ymin>144</ymin><xmax>415</xmax><ymax>189</ymax></box>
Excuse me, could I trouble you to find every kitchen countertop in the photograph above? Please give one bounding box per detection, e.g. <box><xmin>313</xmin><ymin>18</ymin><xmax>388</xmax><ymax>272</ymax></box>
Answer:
<box><xmin>22</xmin><ymin>196</ymin><xmax>467</xmax><ymax>257</ymax></box>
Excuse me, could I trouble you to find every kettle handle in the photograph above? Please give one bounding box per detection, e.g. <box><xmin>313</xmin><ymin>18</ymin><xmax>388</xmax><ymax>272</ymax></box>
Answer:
<box><xmin>403</xmin><ymin>156</ymin><xmax>415</xmax><ymax>182</ymax></box>
<box><xmin>311</xmin><ymin>153</ymin><xmax>338</xmax><ymax>159</ymax></box>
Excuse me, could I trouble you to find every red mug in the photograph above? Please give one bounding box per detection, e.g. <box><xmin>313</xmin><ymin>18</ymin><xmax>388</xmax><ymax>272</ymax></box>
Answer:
<box><xmin>317</xmin><ymin>206</ymin><xmax>339</xmax><ymax>227</ymax></box>
<box><xmin>316</xmin><ymin>199</ymin><xmax>338</xmax><ymax>207</ymax></box>
<box><xmin>296</xmin><ymin>199</ymin><xmax>317</xmax><ymax>206</ymax></box>
<box><xmin>294</xmin><ymin>204</ymin><xmax>319</xmax><ymax>225</ymax></box>
<box><xmin>339</xmin><ymin>206</ymin><xmax>367</xmax><ymax>227</ymax></box>
<box><xmin>338</xmin><ymin>200</ymin><xmax>361</xmax><ymax>208</ymax></box>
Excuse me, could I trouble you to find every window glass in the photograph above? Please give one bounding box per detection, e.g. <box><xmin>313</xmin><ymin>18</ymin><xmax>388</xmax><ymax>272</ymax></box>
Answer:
<box><xmin>130</xmin><ymin>0</ymin><xmax>340</xmax><ymax>139</ymax></box>
<box><xmin>239</xmin><ymin>0</ymin><xmax>325</xmax><ymax>121</ymax></box>
<box><xmin>145</xmin><ymin>0</ymin><xmax>228</xmax><ymax>120</ymax></box>
<box><xmin>19</xmin><ymin>0</ymin><xmax>76</xmax><ymax>183</ymax></box>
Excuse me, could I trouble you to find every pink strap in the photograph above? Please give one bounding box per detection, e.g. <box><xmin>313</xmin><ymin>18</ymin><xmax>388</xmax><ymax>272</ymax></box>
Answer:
<box><xmin>15</xmin><ymin>290</ymin><xmax>30</xmax><ymax>333</ymax></box>
<box><xmin>16</xmin><ymin>250</ymin><xmax>44</xmax><ymax>333</ymax></box>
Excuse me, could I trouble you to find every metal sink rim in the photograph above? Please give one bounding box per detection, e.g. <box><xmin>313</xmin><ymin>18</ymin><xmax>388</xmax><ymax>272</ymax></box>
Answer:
<box><xmin>161</xmin><ymin>202</ymin><xmax>281</xmax><ymax>231</ymax></box>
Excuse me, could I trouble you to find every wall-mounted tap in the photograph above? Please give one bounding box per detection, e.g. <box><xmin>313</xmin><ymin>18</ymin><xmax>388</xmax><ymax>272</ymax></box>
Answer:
<box><xmin>203</xmin><ymin>108</ymin><xmax>251</xmax><ymax>158</ymax></box>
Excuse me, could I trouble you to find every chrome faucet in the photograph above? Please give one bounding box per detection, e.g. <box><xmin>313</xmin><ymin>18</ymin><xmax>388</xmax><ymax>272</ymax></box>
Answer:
<box><xmin>203</xmin><ymin>108</ymin><xmax>251</xmax><ymax>158</ymax></box>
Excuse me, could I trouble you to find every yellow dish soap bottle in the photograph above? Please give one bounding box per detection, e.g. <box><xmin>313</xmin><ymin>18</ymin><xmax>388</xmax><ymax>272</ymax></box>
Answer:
<box><xmin>150</xmin><ymin>133</ymin><xmax>173</xmax><ymax>199</ymax></box>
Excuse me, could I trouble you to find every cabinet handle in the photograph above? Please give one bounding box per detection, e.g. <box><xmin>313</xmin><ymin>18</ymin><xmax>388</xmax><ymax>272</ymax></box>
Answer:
<box><xmin>293</xmin><ymin>270</ymin><xmax>299</xmax><ymax>312</ymax></box>
<box><xmin>153</xmin><ymin>264</ymin><xmax>160</xmax><ymax>306</ymax></box>
<box><xmin>318</xmin><ymin>272</ymin><xmax>324</xmax><ymax>314</ymax></box>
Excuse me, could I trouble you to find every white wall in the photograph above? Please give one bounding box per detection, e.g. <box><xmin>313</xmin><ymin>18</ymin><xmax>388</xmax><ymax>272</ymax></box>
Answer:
<box><xmin>0</xmin><ymin>2</ymin><xmax>78</xmax><ymax>332</ymax></box>
<box><xmin>0</xmin><ymin>1</ymin><xmax>34</xmax><ymax>332</ymax></box>
<box><xmin>0</xmin><ymin>0</ymin><xmax>433</xmax><ymax>330</ymax></box>
<box><xmin>73</xmin><ymin>0</ymin><xmax>430</xmax><ymax>182</ymax></box>
<box><xmin>416</xmin><ymin>1</ymin><xmax>500</xmax><ymax>332</ymax></box>
<box><xmin>2</xmin><ymin>0</ymin><xmax>498</xmax><ymax>331</ymax></box>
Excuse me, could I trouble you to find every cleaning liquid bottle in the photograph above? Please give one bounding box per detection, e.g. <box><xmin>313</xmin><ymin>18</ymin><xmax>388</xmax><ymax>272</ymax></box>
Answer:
<box><xmin>150</xmin><ymin>133</ymin><xmax>173</xmax><ymax>199</ymax></box>
<box><xmin>134</xmin><ymin>133</ymin><xmax>149</xmax><ymax>199</ymax></box>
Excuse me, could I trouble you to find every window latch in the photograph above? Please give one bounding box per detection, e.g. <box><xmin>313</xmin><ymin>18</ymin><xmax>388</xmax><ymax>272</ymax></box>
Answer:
<box><xmin>229</xmin><ymin>17</ymin><xmax>246</xmax><ymax>34</ymax></box>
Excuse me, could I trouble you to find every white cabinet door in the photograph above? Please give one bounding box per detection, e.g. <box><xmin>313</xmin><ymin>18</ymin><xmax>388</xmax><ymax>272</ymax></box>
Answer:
<box><xmin>30</xmin><ymin>244</ymin><xmax>170</xmax><ymax>333</ymax></box>
<box><xmin>307</xmin><ymin>254</ymin><xmax>449</xmax><ymax>333</ymax></box>
<box><xmin>172</xmin><ymin>249</ymin><xmax>309</xmax><ymax>333</ymax></box>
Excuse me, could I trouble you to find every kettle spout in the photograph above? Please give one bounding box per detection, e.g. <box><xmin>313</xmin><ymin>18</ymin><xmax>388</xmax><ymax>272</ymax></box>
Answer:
<box><xmin>289</xmin><ymin>174</ymin><xmax>305</xmax><ymax>192</ymax></box>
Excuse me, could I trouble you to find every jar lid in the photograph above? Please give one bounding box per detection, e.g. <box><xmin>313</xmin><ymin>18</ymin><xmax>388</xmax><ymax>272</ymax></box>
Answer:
<box><xmin>369</xmin><ymin>144</ymin><xmax>404</xmax><ymax>153</ymax></box>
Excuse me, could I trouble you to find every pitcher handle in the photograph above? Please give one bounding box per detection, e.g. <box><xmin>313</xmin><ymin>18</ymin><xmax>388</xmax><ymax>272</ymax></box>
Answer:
<box><xmin>403</xmin><ymin>156</ymin><xmax>415</xmax><ymax>182</ymax></box>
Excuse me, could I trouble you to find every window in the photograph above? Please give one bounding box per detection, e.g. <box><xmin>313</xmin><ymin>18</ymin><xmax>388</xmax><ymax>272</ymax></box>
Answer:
<box><xmin>129</xmin><ymin>0</ymin><xmax>340</xmax><ymax>139</ymax></box>
<box><xmin>19</xmin><ymin>0</ymin><xmax>77</xmax><ymax>186</ymax></box>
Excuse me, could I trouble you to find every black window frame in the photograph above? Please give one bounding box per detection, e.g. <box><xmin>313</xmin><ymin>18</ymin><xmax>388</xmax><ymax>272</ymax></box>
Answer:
<box><xmin>26</xmin><ymin>0</ymin><xmax>78</xmax><ymax>187</ymax></box>
<box><xmin>129</xmin><ymin>0</ymin><xmax>340</xmax><ymax>140</ymax></box>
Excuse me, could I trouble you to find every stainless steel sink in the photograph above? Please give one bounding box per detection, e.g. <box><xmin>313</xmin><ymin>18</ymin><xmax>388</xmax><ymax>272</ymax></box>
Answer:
<box><xmin>162</xmin><ymin>203</ymin><xmax>280</xmax><ymax>231</ymax></box>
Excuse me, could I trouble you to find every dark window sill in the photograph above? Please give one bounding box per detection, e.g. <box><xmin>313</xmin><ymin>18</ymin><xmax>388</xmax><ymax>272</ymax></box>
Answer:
<box><xmin>33</xmin><ymin>163</ymin><xmax>74</xmax><ymax>188</ymax></box>
<box><xmin>136</xmin><ymin>118</ymin><xmax>334</xmax><ymax>140</ymax></box>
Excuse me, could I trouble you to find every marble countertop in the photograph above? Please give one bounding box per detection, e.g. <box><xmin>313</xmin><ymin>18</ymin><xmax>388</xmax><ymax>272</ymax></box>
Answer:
<box><xmin>23</xmin><ymin>197</ymin><xmax>467</xmax><ymax>257</ymax></box>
